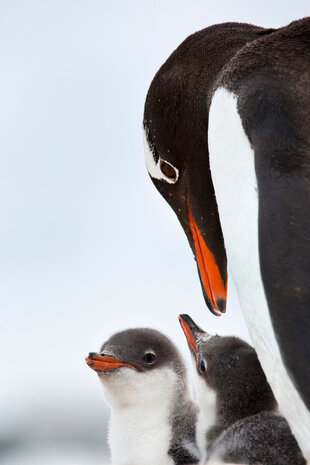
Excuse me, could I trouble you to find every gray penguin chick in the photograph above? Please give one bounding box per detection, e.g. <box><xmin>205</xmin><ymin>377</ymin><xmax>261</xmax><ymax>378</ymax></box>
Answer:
<box><xmin>86</xmin><ymin>327</ymin><xmax>200</xmax><ymax>465</ymax></box>
<box><xmin>179</xmin><ymin>314</ymin><xmax>305</xmax><ymax>465</ymax></box>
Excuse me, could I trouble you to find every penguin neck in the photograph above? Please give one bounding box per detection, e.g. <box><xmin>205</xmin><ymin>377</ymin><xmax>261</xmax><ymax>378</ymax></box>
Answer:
<box><xmin>109</xmin><ymin>405</ymin><xmax>173</xmax><ymax>465</ymax></box>
<box><xmin>195</xmin><ymin>372</ymin><xmax>275</xmax><ymax>458</ymax></box>
<box><xmin>102</xmin><ymin>367</ymin><xmax>192</xmax><ymax>465</ymax></box>
<box><xmin>217</xmin><ymin>390</ymin><xmax>267</xmax><ymax>428</ymax></box>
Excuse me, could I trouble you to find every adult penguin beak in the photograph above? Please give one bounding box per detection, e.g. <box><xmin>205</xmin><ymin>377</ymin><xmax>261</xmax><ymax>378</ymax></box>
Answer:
<box><xmin>187</xmin><ymin>206</ymin><xmax>227</xmax><ymax>316</ymax></box>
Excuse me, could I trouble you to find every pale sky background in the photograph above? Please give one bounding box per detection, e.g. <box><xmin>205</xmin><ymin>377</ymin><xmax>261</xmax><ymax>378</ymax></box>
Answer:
<box><xmin>1</xmin><ymin>1</ymin><xmax>309</xmax><ymax>464</ymax></box>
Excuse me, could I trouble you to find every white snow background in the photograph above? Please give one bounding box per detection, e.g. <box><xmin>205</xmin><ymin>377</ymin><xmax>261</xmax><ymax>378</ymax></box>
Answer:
<box><xmin>1</xmin><ymin>1</ymin><xmax>309</xmax><ymax>464</ymax></box>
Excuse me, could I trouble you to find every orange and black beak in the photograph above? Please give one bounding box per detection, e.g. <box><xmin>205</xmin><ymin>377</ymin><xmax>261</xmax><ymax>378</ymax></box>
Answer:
<box><xmin>179</xmin><ymin>314</ymin><xmax>198</xmax><ymax>359</ymax></box>
<box><xmin>179</xmin><ymin>314</ymin><xmax>208</xmax><ymax>360</ymax></box>
<box><xmin>144</xmin><ymin>72</ymin><xmax>228</xmax><ymax>318</ymax></box>
<box><xmin>188</xmin><ymin>207</ymin><xmax>227</xmax><ymax>316</ymax></box>
<box><xmin>85</xmin><ymin>352</ymin><xmax>136</xmax><ymax>373</ymax></box>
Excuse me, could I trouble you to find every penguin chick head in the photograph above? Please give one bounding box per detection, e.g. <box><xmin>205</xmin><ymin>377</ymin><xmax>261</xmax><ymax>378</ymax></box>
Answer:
<box><xmin>179</xmin><ymin>314</ymin><xmax>276</xmax><ymax>416</ymax></box>
<box><xmin>86</xmin><ymin>328</ymin><xmax>187</xmax><ymax>408</ymax></box>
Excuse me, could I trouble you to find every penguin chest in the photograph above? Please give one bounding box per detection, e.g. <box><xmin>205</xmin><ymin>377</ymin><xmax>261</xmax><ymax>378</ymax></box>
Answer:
<box><xmin>208</xmin><ymin>87</ymin><xmax>274</xmax><ymax>364</ymax></box>
<box><xmin>106</xmin><ymin>368</ymin><xmax>178</xmax><ymax>465</ymax></box>
<box><xmin>109</xmin><ymin>405</ymin><xmax>173</xmax><ymax>465</ymax></box>
<box><xmin>208</xmin><ymin>87</ymin><xmax>310</xmax><ymax>453</ymax></box>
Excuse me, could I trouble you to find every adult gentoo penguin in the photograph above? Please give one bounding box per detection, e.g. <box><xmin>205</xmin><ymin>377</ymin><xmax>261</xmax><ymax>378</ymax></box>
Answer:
<box><xmin>178</xmin><ymin>314</ymin><xmax>305</xmax><ymax>465</ymax></box>
<box><xmin>85</xmin><ymin>328</ymin><xmax>199</xmax><ymax>465</ymax></box>
<box><xmin>143</xmin><ymin>19</ymin><xmax>310</xmax><ymax>453</ymax></box>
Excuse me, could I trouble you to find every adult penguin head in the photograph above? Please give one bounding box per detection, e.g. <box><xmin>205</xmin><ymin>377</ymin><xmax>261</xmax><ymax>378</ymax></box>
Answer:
<box><xmin>143</xmin><ymin>23</ymin><xmax>271</xmax><ymax>315</ymax></box>
<box><xmin>143</xmin><ymin>26</ymin><xmax>231</xmax><ymax>315</ymax></box>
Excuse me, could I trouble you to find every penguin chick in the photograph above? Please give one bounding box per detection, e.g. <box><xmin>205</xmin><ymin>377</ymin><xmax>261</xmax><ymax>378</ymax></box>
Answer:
<box><xmin>86</xmin><ymin>327</ymin><xmax>199</xmax><ymax>465</ymax></box>
<box><xmin>179</xmin><ymin>314</ymin><xmax>305</xmax><ymax>465</ymax></box>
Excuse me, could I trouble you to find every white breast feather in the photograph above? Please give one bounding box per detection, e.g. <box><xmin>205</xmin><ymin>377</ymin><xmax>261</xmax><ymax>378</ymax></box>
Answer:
<box><xmin>194</xmin><ymin>369</ymin><xmax>217</xmax><ymax>464</ymax></box>
<box><xmin>100</xmin><ymin>367</ymin><xmax>177</xmax><ymax>465</ymax></box>
<box><xmin>208</xmin><ymin>87</ymin><xmax>310</xmax><ymax>455</ymax></box>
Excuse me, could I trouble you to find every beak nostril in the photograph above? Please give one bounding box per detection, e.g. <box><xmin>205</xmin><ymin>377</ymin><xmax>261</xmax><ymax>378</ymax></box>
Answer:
<box><xmin>88</xmin><ymin>352</ymin><xmax>98</xmax><ymax>358</ymax></box>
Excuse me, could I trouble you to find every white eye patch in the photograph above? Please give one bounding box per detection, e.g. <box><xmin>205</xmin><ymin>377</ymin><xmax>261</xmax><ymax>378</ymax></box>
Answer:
<box><xmin>143</xmin><ymin>129</ymin><xmax>179</xmax><ymax>184</ymax></box>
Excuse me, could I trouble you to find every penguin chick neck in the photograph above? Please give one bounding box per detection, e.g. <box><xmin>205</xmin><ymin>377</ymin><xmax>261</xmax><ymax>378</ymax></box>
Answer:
<box><xmin>102</xmin><ymin>366</ymin><xmax>186</xmax><ymax>465</ymax></box>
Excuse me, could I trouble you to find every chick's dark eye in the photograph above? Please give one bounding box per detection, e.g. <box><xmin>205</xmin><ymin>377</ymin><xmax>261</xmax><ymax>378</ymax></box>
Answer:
<box><xmin>143</xmin><ymin>352</ymin><xmax>156</xmax><ymax>363</ymax></box>
<box><xmin>160</xmin><ymin>160</ymin><xmax>177</xmax><ymax>181</ymax></box>
<box><xmin>200</xmin><ymin>359</ymin><xmax>207</xmax><ymax>373</ymax></box>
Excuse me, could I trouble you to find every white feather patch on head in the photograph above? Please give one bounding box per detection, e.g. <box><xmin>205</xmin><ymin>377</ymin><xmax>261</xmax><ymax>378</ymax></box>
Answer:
<box><xmin>196</xmin><ymin>332</ymin><xmax>214</xmax><ymax>345</ymax></box>
<box><xmin>143</xmin><ymin>129</ymin><xmax>179</xmax><ymax>184</ymax></box>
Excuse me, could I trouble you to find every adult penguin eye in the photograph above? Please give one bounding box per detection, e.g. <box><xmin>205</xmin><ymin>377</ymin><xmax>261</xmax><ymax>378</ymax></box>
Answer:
<box><xmin>200</xmin><ymin>359</ymin><xmax>207</xmax><ymax>373</ymax></box>
<box><xmin>143</xmin><ymin>352</ymin><xmax>156</xmax><ymax>364</ymax></box>
<box><xmin>159</xmin><ymin>159</ymin><xmax>178</xmax><ymax>182</ymax></box>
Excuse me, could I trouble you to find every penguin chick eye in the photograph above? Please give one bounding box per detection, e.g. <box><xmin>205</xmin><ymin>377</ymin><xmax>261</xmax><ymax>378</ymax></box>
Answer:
<box><xmin>200</xmin><ymin>359</ymin><xmax>207</xmax><ymax>373</ymax></box>
<box><xmin>159</xmin><ymin>159</ymin><xmax>178</xmax><ymax>183</ymax></box>
<box><xmin>143</xmin><ymin>352</ymin><xmax>156</xmax><ymax>364</ymax></box>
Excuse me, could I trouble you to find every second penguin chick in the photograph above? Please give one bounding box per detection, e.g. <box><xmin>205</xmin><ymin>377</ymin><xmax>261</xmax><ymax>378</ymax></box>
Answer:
<box><xmin>179</xmin><ymin>314</ymin><xmax>305</xmax><ymax>465</ymax></box>
<box><xmin>86</xmin><ymin>327</ymin><xmax>199</xmax><ymax>465</ymax></box>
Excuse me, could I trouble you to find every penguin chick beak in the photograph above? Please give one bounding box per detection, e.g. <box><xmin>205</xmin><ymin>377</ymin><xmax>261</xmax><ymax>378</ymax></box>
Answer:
<box><xmin>188</xmin><ymin>207</ymin><xmax>227</xmax><ymax>316</ymax></box>
<box><xmin>179</xmin><ymin>314</ymin><xmax>210</xmax><ymax>359</ymax></box>
<box><xmin>85</xmin><ymin>352</ymin><xmax>136</xmax><ymax>372</ymax></box>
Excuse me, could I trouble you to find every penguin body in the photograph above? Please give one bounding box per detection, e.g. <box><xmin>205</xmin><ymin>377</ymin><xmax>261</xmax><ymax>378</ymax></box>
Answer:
<box><xmin>208</xmin><ymin>86</ymin><xmax>310</xmax><ymax>449</ymax></box>
<box><xmin>179</xmin><ymin>314</ymin><xmax>305</xmax><ymax>465</ymax></box>
<box><xmin>86</xmin><ymin>328</ymin><xmax>199</xmax><ymax>465</ymax></box>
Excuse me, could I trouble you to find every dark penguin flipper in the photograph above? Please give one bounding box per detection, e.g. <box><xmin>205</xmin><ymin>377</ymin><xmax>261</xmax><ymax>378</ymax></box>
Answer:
<box><xmin>210</xmin><ymin>412</ymin><xmax>306</xmax><ymax>465</ymax></box>
<box><xmin>221</xmin><ymin>18</ymin><xmax>310</xmax><ymax>409</ymax></box>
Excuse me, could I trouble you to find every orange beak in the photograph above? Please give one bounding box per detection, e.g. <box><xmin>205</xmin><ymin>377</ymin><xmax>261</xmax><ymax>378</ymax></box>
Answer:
<box><xmin>85</xmin><ymin>354</ymin><xmax>135</xmax><ymax>372</ymax></box>
<box><xmin>178</xmin><ymin>315</ymin><xmax>198</xmax><ymax>359</ymax></box>
<box><xmin>188</xmin><ymin>207</ymin><xmax>227</xmax><ymax>315</ymax></box>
